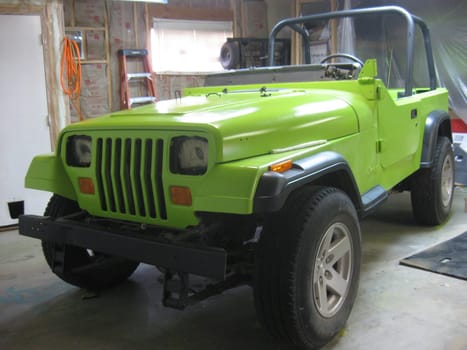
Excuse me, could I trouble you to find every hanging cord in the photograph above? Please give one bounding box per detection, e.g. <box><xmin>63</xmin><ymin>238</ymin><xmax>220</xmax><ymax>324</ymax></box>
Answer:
<box><xmin>60</xmin><ymin>36</ymin><xmax>84</xmax><ymax>121</ymax></box>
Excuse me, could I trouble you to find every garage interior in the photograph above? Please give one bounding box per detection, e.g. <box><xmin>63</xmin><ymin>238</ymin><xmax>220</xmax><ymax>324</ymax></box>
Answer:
<box><xmin>1</xmin><ymin>0</ymin><xmax>466</xmax><ymax>349</ymax></box>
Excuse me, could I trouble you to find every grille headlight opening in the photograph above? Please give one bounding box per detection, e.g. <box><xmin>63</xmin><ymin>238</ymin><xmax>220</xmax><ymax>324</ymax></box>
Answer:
<box><xmin>170</xmin><ymin>136</ymin><xmax>208</xmax><ymax>175</ymax></box>
<box><xmin>66</xmin><ymin>135</ymin><xmax>92</xmax><ymax>167</ymax></box>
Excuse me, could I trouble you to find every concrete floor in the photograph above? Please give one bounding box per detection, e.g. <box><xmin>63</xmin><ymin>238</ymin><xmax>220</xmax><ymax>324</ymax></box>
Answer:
<box><xmin>1</xmin><ymin>189</ymin><xmax>467</xmax><ymax>350</ymax></box>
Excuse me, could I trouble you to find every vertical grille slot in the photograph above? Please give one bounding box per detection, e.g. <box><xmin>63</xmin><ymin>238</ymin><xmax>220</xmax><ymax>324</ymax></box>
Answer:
<box><xmin>144</xmin><ymin>139</ymin><xmax>156</xmax><ymax>218</ymax></box>
<box><xmin>133</xmin><ymin>139</ymin><xmax>146</xmax><ymax>216</ymax></box>
<box><xmin>95</xmin><ymin>136</ymin><xmax>166</xmax><ymax>220</ymax></box>
<box><xmin>96</xmin><ymin>138</ymin><xmax>107</xmax><ymax>211</ymax></box>
<box><xmin>104</xmin><ymin>138</ymin><xmax>117</xmax><ymax>212</ymax></box>
<box><xmin>124</xmin><ymin>138</ymin><xmax>136</xmax><ymax>215</ymax></box>
<box><xmin>113</xmin><ymin>138</ymin><xmax>126</xmax><ymax>213</ymax></box>
<box><xmin>156</xmin><ymin>139</ymin><xmax>167</xmax><ymax>219</ymax></box>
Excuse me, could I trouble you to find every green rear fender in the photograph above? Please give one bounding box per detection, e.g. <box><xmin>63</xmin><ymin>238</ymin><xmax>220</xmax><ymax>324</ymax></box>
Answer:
<box><xmin>25</xmin><ymin>154</ymin><xmax>77</xmax><ymax>201</ymax></box>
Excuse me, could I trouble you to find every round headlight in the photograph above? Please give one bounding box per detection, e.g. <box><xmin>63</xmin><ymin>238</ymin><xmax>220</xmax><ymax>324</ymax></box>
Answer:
<box><xmin>66</xmin><ymin>135</ymin><xmax>92</xmax><ymax>167</ymax></box>
<box><xmin>170</xmin><ymin>136</ymin><xmax>208</xmax><ymax>175</ymax></box>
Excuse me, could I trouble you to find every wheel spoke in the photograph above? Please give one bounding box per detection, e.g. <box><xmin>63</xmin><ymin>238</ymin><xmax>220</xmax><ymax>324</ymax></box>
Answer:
<box><xmin>326</xmin><ymin>267</ymin><xmax>348</xmax><ymax>297</ymax></box>
<box><xmin>320</xmin><ymin>230</ymin><xmax>333</xmax><ymax>253</ymax></box>
<box><xmin>320</xmin><ymin>228</ymin><xmax>334</xmax><ymax>256</ymax></box>
<box><xmin>315</xmin><ymin>278</ymin><xmax>329</xmax><ymax>314</ymax></box>
<box><xmin>328</xmin><ymin>236</ymin><xmax>351</xmax><ymax>266</ymax></box>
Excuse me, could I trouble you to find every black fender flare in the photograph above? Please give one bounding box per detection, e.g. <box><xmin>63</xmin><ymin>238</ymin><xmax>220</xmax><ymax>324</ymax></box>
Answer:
<box><xmin>253</xmin><ymin>151</ymin><xmax>362</xmax><ymax>213</ymax></box>
<box><xmin>420</xmin><ymin>110</ymin><xmax>452</xmax><ymax>168</ymax></box>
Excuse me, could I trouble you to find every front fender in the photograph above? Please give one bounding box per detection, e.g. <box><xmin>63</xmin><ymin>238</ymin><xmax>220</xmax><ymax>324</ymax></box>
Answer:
<box><xmin>25</xmin><ymin>154</ymin><xmax>76</xmax><ymax>200</ymax></box>
<box><xmin>253</xmin><ymin>151</ymin><xmax>361</xmax><ymax>213</ymax></box>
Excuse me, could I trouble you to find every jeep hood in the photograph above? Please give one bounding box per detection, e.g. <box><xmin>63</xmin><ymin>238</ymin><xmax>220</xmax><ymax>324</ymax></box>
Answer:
<box><xmin>65</xmin><ymin>88</ymin><xmax>358</xmax><ymax>163</ymax></box>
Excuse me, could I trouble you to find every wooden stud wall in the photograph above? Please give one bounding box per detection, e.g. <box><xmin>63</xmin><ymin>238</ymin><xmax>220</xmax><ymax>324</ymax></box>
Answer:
<box><xmin>291</xmin><ymin>0</ymin><xmax>338</xmax><ymax>64</ymax></box>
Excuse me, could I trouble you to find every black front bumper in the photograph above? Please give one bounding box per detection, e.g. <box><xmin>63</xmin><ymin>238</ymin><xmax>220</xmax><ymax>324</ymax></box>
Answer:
<box><xmin>19</xmin><ymin>215</ymin><xmax>227</xmax><ymax>280</ymax></box>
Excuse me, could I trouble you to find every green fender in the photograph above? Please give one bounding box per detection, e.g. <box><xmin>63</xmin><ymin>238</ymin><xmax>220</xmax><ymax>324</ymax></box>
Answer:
<box><xmin>25</xmin><ymin>154</ymin><xmax>76</xmax><ymax>200</ymax></box>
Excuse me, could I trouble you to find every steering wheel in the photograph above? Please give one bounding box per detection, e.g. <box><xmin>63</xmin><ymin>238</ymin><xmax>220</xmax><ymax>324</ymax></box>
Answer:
<box><xmin>320</xmin><ymin>54</ymin><xmax>364</xmax><ymax>67</ymax></box>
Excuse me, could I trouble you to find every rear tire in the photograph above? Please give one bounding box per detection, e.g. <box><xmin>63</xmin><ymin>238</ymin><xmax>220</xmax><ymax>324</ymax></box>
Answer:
<box><xmin>254</xmin><ymin>186</ymin><xmax>361</xmax><ymax>349</ymax></box>
<box><xmin>411</xmin><ymin>136</ymin><xmax>454</xmax><ymax>225</ymax></box>
<box><xmin>42</xmin><ymin>195</ymin><xmax>139</xmax><ymax>290</ymax></box>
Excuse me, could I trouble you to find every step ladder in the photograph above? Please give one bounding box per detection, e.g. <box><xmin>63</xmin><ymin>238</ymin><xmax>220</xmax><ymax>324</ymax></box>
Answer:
<box><xmin>118</xmin><ymin>49</ymin><xmax>157</xmax><ymax>109</ymax></box>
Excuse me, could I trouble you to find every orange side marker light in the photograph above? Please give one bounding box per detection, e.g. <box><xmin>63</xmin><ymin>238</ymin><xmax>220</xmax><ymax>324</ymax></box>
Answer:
<box><xmin>170</xmin><ymin>186</ymin><xmax>192</xmax><ymax>206</ymax></box>
<box><xmin>79</xmin><ymin>177</ymin><xmax>95</xmax><ymax>194</ymax></box>
<box><xmin>269</xmin><ymin>160</ymin><xmax>293</xmax><ymax>173</ymax></box>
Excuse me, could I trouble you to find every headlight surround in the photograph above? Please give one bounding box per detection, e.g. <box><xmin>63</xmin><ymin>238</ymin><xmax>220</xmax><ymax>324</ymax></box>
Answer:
<box><xmin>170</xmin><ymin>136</ymin><xmax>208</xmax><ymax>175</ymax></box>
<box><xmin>66</xmin><ymin>135</ymin><xmax>92</xmax><ymax>167</ymax></box>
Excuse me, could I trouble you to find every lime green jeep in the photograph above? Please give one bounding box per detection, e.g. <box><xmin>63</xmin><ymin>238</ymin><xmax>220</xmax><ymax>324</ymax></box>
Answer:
<box><xmin>20</xmin><ymin>6</ymin><xmax>453</xmax><ymax>350</ymax></box>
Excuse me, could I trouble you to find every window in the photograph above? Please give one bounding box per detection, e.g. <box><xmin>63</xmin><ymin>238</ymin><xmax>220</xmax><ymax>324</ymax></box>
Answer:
<box><xmin>151</xmin><ymin>19</ymin><xmax>232</xmax><ymax>73</ymax></box>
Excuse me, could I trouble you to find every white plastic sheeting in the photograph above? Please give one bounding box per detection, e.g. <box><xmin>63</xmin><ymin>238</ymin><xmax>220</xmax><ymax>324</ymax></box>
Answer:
<box><xmin>341</xmin><ymin>0</ymin><xmax>466</xmax><ymax>121</ymax></box>
<box><xmin>424</xmin><ymin>0</ymin><xmax>467</xmax><ymax>121</ymax></box>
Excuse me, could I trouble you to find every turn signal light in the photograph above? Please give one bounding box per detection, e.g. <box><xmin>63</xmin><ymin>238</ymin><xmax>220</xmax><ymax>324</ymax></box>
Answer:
<box><xmin>79</xmin><ymin>177</ymin><xmax>95</xmax><ymax>194</ymax></box>
<box><xmin>269</xmin><ymin>160</ymin><xmax>293</xmax><ymax>173</ymax></box>
<box><xmin>170</xmin><ymin>186</ymin><xmax>192</xmax><ymax>206</ymax></box>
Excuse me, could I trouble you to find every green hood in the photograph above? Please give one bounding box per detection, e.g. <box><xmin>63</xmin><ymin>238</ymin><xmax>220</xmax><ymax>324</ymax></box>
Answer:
<box><xmin>64</xmin><ymin>88</ymin><xmax>358</xmax><ymax>163</ymax></box>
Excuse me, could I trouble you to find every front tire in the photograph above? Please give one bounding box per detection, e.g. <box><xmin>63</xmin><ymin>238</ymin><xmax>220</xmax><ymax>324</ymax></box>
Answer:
<box><xmin>411</xmin><ymin>136</ymin><xmax>454</xmax><ymax>225</ymax></box>
<box><xmin>42</xmin><ymin>195</ymin><xmax>140</xmax><ymax>290</ymax></box>
<box><xmin>254</xmin><ymin>187</ymin><xmax>361</xmax><ymax>349</ymax></box>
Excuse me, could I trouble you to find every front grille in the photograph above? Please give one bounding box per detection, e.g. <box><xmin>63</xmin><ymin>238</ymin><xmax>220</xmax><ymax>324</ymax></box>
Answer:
<box><xmin>95</xmin><ymin>137</ymin><xmax>167</xmax><ymax>219</ymax></box>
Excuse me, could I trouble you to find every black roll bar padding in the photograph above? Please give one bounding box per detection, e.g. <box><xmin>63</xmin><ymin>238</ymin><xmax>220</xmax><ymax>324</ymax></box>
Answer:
<box><xmin>268</xmin><ymin>6</ymin><xmax>436</xmax><ymax>97</ymax></box>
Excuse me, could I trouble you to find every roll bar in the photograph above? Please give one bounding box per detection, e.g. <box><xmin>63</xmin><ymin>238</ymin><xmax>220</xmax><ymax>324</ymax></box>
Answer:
<box><xmin>268</xmin><ymin>6</ymin><xmax>436</xmax><ymax>97</ymax></box>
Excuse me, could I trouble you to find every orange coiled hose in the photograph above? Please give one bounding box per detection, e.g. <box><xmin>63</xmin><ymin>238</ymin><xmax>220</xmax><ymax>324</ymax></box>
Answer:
<box><xmin>60</xmin><ymin>36</ymin><xmax>83</xmax><ymax>121</ymax></box>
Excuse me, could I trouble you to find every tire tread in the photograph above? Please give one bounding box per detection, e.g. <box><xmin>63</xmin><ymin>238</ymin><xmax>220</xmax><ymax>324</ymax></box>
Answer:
<box><xmin>411</xmin><ymin>136</ymin><xmax>454</xmax><ymax>225</ymax></box>
<box><xmin>42</xmin><ymin>195</ymin><xmax>139</xmax><ymax>290</ymax></box>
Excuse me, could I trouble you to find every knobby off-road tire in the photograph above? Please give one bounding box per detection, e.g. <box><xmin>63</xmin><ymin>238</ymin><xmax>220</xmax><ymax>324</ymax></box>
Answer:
<box><xmin>42</xmin><ymin>195</ymin><xmax>139</xmax><ymax>290</ymax></box>
<box><xmin>411</xmin><ymin>136</ymin><xmax>454</xmax><ymax>225</ymax></box>
<box><xmin>254</xmin><ymin>186</ymin><xmax>361</xmax><ymax>350</ymax></box>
